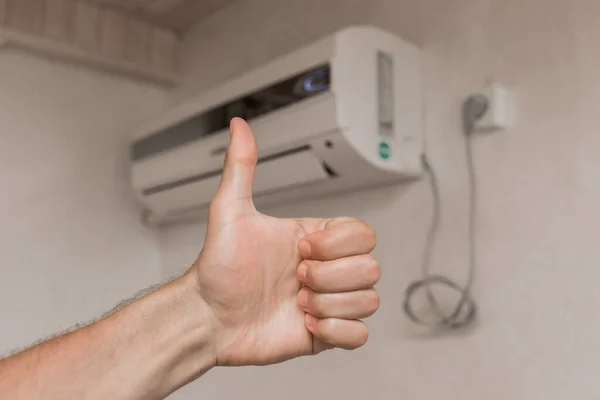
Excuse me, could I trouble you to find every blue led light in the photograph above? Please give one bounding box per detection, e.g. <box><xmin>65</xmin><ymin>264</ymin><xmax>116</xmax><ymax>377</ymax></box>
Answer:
<box><xmin>303</xmin><ymin>68</ymin><xmax>328</xmax><ymax>92</ymax></box>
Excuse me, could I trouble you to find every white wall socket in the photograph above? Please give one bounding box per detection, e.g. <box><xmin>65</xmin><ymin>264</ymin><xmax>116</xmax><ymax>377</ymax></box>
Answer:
<box><xmin>472</xmin><ymin>84</ymin><xmax>515</xmax><ymax>133</ymax></box>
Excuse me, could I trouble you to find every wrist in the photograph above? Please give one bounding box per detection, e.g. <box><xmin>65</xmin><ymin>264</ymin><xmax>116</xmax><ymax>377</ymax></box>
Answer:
<box><xmin>155</xmin><ymin>273</ymin><xmax>219</xmax><ymax>393</ymax></box>
<box><xmin>101</xmin><ymin>272</ymin><xmax>218</xmax><ymax>399</ymax></box>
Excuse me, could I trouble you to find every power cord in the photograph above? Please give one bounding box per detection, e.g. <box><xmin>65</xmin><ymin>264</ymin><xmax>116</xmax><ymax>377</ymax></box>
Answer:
<box><xmin>403</xmin><ymin>94</ymin><xmax>489</xmax><ymax>330</ymax></box>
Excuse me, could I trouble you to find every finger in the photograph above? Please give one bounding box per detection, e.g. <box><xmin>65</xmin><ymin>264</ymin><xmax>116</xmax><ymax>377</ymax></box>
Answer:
<box><xmin>213</xmin><ymin>118</ymin><xmax>257</xmax><ymax>211</ymax></box>
<box><xmin>298</xmin><ymin>218</ymin><xmax>376</xmax><ymax>261</ymax></box>
<box><xmin>297</xmin><ymin>255</ymin><xmax>381</xmax><ymax>293</ymax></box>
<box><xmin>294</xmin><ymin>217</ymin><xmax>353</xmax><ymax>235</ymax></box>
<box><xmin>297</xmin><ymin>288</ymin><xmax>380</xmax><ymax>319</ymax></box>
<box><xmin>305</xmin><ymin>315</ymin><xmax>369</xmax><ymax>351</ymax></box>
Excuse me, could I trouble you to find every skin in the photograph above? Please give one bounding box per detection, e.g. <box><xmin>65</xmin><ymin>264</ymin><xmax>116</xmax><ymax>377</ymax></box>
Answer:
<box><xmin>0</xmin><ymin>118</ymin><xmax>381</xmax><ymax>400</ymax></box>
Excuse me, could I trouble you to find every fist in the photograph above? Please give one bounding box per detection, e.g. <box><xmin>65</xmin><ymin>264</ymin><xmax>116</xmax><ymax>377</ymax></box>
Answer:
<box><xmin>189</xmin><ymin>118</ymin><xmax>381</xmax><ymax>366</ymax></box>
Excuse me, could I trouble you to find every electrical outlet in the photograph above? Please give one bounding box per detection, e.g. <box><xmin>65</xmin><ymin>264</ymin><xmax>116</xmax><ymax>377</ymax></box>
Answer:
<box><xmin>472</xmin><ymin>84</ymin><xmax>515</xmax><ymax>133</ymax></box>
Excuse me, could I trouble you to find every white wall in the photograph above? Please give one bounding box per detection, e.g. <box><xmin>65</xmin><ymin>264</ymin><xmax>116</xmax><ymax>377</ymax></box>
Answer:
<box><xmin>0</xmin><ymin>51</ymin><xmax>166</xmax><ymax>354</ymax></box>
<box><xmin>163</xmin><ymin>0</ymin><xmax>600</xmax><ymax>399</ymax></box>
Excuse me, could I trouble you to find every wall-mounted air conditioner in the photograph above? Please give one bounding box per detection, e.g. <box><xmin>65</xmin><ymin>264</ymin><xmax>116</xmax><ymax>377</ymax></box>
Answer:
<box><xmin>131</xmin><ymin>26</ymin><xmax>422</xmax><ymax>224</ymax></box>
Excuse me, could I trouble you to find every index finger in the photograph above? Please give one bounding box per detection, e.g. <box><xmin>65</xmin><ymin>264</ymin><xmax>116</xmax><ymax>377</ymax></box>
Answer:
<box><xmin>298</xmin><ymin>217</ymin><xmax>376</xmax><ymax>261</ymax></box>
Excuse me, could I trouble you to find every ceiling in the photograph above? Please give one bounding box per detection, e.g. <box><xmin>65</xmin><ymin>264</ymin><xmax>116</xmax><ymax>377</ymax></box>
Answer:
<box><xmin>87</xmin><ymin>0</ymin><xmax>239</xmax><ymax>33</ymax></box>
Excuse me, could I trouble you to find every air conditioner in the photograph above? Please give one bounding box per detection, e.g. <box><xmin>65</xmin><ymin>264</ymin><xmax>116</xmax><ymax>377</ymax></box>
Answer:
<box><xmin>131</xmin><ymin>26</ymin><xmax>422</xmax><ymax>225</ymax></box>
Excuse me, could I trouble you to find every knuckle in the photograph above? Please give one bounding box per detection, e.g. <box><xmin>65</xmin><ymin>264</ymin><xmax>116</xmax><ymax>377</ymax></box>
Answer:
<box><xmin>367</xmin><ymin>290</ymin><xmax>381</xmax><ymax>313</ymax></box>
<box><xmin>357</xmin><ymin>255</ymin><xmax>381</xmax><ymax>286</ymax></box>
<box><xmin>353</xmin><ymin>218</ymin><xmax>373</xmax><ymax>234</ymax></box>
<box><xmin>366</xmin><ymin>257</ymin><xmax>382</xmax><ymax>285</ymax></box>
<box><xmin>352</xmin><ymin>220</ymin><xmax>377</xmax><ymax>249</ymax></box>
<box><xmin>361</xmin><ymin>220</ymin><xmax>376</xmax><ymax>236</ymax></box>
<box><xmin>364</xmin><ymin>225</ymin><xmax>377</xmax><ymax>248</ymax></box>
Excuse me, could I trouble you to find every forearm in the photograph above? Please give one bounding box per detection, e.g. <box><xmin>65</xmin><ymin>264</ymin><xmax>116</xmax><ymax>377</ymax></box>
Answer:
<box><xmin>0</xmin><ymin>274</ymin><xmax>216</xmax><ymax>400</ymax></box>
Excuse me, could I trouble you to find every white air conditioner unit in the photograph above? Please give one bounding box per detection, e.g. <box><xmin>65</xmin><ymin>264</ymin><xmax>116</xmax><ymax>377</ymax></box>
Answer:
<box><xmin>131</xmin><ymin>26</ymin><xmax>422</xmax><ymax>225</ymax></box>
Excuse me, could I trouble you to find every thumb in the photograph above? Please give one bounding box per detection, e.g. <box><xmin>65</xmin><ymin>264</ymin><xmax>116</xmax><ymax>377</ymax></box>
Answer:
<box><xmin>215</xmin><ymin>117</ymin><xmax>258</xmax><ymax>208</ymax></box>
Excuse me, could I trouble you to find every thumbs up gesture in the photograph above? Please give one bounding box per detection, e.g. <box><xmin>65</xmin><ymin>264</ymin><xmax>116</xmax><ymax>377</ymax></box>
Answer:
<box><xmin>189</xmin><ymin>118</ymin><xmax>381</xmax><ymax>366</ymax></box>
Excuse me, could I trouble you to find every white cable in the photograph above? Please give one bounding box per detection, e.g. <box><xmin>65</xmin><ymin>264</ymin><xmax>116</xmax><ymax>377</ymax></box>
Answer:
<box><xmin>403</xmin><ymin>95</ymin><xmax>488</xmax><ymax>330</ymax></box>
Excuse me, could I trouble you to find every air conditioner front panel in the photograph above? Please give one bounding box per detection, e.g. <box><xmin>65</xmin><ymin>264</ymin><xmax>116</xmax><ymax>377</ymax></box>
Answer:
<box><xmin>142</xmin><ymin>148</ymin><xmax>332</xmax><ymax>217</ymax></box>
<box><xmin>132</xmin><ymin>93</ymin><xmax>339</xmax><ymax>193</ymax></box>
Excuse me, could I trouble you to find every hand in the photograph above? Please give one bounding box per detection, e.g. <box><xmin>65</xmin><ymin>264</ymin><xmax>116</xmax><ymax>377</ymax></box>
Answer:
<box><xmin>189</xmin><ymin>118</ymin><xmax>381</xmax><ymax>366</ymax></box>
